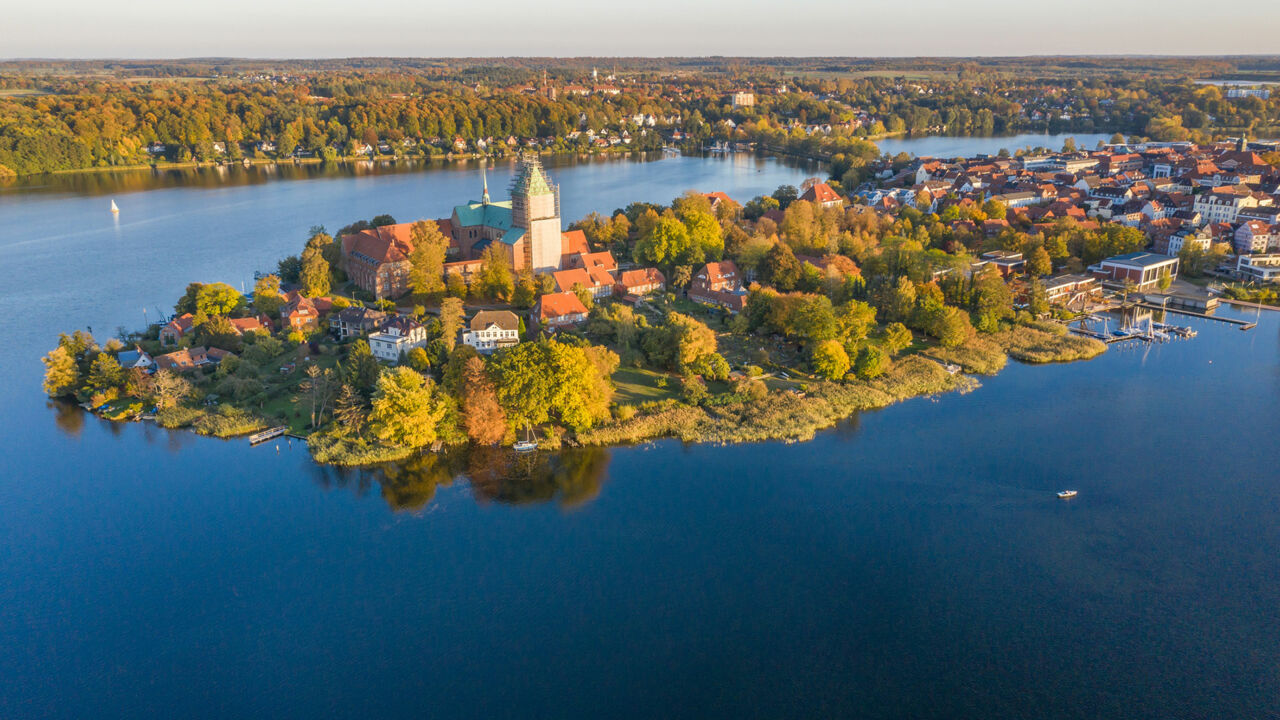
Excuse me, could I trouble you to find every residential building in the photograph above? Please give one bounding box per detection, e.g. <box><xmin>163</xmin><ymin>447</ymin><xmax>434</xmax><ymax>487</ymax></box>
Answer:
<box><xmin>1040</xmin><ymin>274</ymin><xmax>1101</xmax><ymax>309</ymax></box>
<box><xmin>1234</xmin><ymin>221</ymin><xmax>1276</xmax><ymax>255</ymax></box>
<box><xmin>688</xmin><ymin>260</ymin><xmax>747</xmax><ymax>312</ymax></box>
<box><xmin>116</xmin><ymin>346</ymin><xmax>154</xmax><ymax>371</ymax></box>
<box><xmin>729</xmin><ymin>91</ymin><xmax>755</xmax><ymax>107</ymax></box>
<box><xmin>281</xmin><ymin>292</ymin><xmax>323</xmax><ymax>333</ymax></box>
<box><xmin>533</xmin><ymin>291</ymin><xmax>588</xmax><ymax>329</ymax></box>
<box><xmin>160</xmin><ymin>313</ymin><xmax>195</xmax><ymax>345</ymax></box>
<box><xmin>154</xmin><ymin>346</ymin><xmax>234</xmax><ymax>372</ymax></box>
<box><xmin>463</xmin><ymin>310</ymin><xmax>521</xmax><ymax>353</ymax></box>
<box><xmin>368</xmin><ymin>317</ymin><xmax>428</xmax><ymax>363</ymax></box>
<box><xmin>614</xmin><ymin>268</ymin><xmax>665</xmax><ymax>299</ymax></box>
<box><xmin>329</xmin><ymin>307</ymin><xmax>388</xmax><ymax>340</ymax></box>
<box><xmin>800</xmin><ymin>182</ymin><xmax>843</xmax><ymax>209</ymax></box>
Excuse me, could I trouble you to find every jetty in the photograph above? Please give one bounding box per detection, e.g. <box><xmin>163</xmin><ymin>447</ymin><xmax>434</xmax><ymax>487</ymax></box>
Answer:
<box><xmin>1135</xmin><ymin>302</ymin><xmax>1257</xmax><ymax>330</ymax></box>
<box><xmin>248</xmin><ymin>426</ymin><xmax>288</xmax><ymax>445</ymax></box>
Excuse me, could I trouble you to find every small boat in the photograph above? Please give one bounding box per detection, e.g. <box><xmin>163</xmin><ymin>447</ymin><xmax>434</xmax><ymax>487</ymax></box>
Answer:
<box><xmin>1057</xmin><ymin>490</ymin><xmax>1078</xmax><ymax>499</ymax></box>
<box><xmin>513</xmin><ymin>423</ymin><xmax>538</xmax><ymax>453</ymax></box>
<box><xmin>110</xmin><ymin>199</ymin><xmax>119</xmax><ymax>214</ymax></box>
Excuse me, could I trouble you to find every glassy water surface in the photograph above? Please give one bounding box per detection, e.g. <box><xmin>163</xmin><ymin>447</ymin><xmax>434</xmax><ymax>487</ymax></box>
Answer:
<box><xmin>0</xmin><ymin>154</ymin><xmax>1278</xmax><ymax>719</ymax></box>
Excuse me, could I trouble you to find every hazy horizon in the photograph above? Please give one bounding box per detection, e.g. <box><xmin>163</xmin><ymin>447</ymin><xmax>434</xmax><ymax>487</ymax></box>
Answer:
<box><xmin>6</xmin><ymin>0</ymin><xmax>1280</xmax><ymax>59</ymax></box>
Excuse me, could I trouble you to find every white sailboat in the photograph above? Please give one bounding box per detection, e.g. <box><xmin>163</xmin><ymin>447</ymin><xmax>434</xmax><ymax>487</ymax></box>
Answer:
<box><xmin>110</xmin><ymin>199</ymin><xmax>119</xmax><ymax>214</ymax></box>
<box><xmin>513</xmin><ymin>423</ymin><xmax>538</xmax><ymax>452</ymax></box>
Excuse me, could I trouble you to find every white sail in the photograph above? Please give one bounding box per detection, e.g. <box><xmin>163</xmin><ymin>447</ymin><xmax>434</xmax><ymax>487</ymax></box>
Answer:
<box><xmin>110</xmin><ymin>199</ymin><xmax>119</xmax><ymax>213</ymax></box>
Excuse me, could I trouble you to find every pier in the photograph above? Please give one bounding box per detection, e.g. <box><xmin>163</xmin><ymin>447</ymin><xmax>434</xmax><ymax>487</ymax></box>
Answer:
<box><xmin>248</xmin><ymin>426</ymin><xmax>288</xmax><ymax>445</ymax></box>
<box><xmin>1135</xmin><ymin>302</ymin><xmax>1257</xmax><ymax>330</ymax></box>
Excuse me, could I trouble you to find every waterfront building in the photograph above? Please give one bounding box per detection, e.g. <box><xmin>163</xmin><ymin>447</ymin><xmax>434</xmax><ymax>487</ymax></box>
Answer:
<box><xmin>1091</xmin><ymin>252</ymin><xmax>1180</xmax><ymax>290</ymax></box>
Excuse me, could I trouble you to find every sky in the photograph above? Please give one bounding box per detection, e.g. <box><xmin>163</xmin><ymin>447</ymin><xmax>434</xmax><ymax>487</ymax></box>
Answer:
<box><xmin>4</xmin><ymin>0</ymin><xmax>1280</xmax><ymax>58</ymax></box>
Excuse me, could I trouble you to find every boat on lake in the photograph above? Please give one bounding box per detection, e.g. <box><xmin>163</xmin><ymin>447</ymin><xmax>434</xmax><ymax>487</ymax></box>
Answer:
<box><xmin>1057</xmin><ymin>490</ymin><xmax>1078</xmax><ymax>499</ymax></box>
<box><xmin>110</xmin><ymin>199</ymin><xmax>119</xmax><ymax>214</ymax></box>
<box><xmin>513</xmin><ymin>423</ymin><xmax>538</xmax><ymax>453</ymax></box>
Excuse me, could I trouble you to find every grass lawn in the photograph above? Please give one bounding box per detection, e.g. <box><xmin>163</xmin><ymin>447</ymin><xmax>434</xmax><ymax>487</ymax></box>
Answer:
<box><xmin>612</xmin><ymin>366</ymin><xmax>680</xmax><ymax>405</ymax></box>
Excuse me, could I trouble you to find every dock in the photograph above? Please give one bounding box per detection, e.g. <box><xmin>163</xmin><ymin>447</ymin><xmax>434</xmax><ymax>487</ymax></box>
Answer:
<box><xmin>1135</xmin><ymin>302</ymin><xmax>1257</xmax><ymax>330</ymax></box>
<box><xmin>248</xmin><ymin>426</ymin><xmax>288</xmax><ymax>445</ymax></box>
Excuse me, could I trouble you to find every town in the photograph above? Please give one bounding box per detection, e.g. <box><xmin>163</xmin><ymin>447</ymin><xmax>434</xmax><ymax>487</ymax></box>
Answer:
<box><xmin>41</xmin><ymin>135</ymin><xmax>1277</xmax><ymax>465</ymax></box>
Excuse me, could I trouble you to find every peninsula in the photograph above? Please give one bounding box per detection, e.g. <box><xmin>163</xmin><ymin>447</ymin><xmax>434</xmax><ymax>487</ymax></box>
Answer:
<box><xmin>44</xmin><ymin>136</ymin><xmax>1277</xmax><ymax>466</ymax></box>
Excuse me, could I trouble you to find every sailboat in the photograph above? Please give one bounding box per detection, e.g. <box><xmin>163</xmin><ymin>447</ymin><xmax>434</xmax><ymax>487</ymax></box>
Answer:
<box><xmin>513</xmin><ymin>423</ymin><xmax>538</xmax><ymax>452</ymax></box>
<box><xmin>110</xmin><ymin>199</ymin><xmax>119</xmax><ymax>214</ymax></box>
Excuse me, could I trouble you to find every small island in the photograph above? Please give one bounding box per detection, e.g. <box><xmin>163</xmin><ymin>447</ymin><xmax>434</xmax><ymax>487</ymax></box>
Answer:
<box><xmin>42</xmin><ymin>152</ymin><xmax>1135</xmax><ymax>466</ymax></box>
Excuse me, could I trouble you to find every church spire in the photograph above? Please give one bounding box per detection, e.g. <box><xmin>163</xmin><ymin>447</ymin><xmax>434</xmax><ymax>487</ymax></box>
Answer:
<box><xmin>481</xmin><ymin>160</ymin><xmax>490</xmax><ymax>205</ymax></box>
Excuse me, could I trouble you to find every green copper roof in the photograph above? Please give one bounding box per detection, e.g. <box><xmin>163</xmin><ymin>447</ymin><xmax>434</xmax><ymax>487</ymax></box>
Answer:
<box><xmin>511</xmin><ymin>156</ymin><xmax>554</xmax><ymax>197</ymax></box>
<box><xmin>453</xmin><ymin>200</ymin><xmax>512</xmax><ymax>231</ymax></box>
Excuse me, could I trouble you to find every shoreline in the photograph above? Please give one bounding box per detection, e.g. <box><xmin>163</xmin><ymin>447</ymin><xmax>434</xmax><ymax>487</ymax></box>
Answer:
<box><xmin>80</xmin><ymin>323</ymin><xmax>1104</xmax><ymax>468</ymax></box>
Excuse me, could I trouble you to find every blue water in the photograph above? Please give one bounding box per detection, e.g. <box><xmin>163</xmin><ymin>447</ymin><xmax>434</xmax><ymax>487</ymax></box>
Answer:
<box><xmin>875</xmin><ymin>133</ymin><xmax>1114</xmax><ymax>159</ymax></box>
<box><xmin>1</xmin><ymin>157</ymin><xmax>1279</xmax><ymax>718</ymax></box>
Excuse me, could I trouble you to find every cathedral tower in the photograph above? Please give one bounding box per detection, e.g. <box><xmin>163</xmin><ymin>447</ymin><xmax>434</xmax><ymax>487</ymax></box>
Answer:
<box><xmin>510</xmin><ymin>154</ymin><xmax>562</xmax><ymax>273</ymax></box>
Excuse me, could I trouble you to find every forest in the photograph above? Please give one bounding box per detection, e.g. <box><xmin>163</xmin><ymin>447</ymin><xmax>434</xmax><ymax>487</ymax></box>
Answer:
<box><xmin>3</xmin><ymin>56</ymin><xmax>1279</xmax><ymax>176</ymax></box>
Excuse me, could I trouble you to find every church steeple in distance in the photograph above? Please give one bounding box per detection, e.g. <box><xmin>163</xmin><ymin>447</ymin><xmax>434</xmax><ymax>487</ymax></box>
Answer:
<box><xmin>481</xmin><ymin>160</ymin><xmax>491</xmax><ymax>205</ymax></box>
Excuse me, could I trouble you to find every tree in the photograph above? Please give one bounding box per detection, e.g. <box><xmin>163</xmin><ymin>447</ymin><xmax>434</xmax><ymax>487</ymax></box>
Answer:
<box><xmin>86</xmin><ymin>353</ymin><xmax>125</xmax><ymax>393</ymax></box>
<box><xmin>1028</xmin><ymin>277</ymin><xmax>1050</xmax><ymax>316</ymax></box>
<box><xmin>300</xmin><ymin>245</ymin><xmax>330</xmax><ymax>297</ymax></box>
<box><xmin>854</xmin><ymin>345</ymin><xmax>888</xmax><ymax>380</ymax></box>
<box><xmin>152</xmin><ymin>369</ymin><xmax>193</xmax><ymax>409</ymax></box>
<box><xmin>42</xmin><ymin>346</ymin><xmax>79</xmax><ymax>397</ymax></box>
<box><xmin>368</xmin><ymin>367</ymin><xmax>446</xmax><ymax>448</ymax></box>
<box><xmin>408</xmin><ymin>220</ymin><xmax>448</xmax><ymax>298</ymax></box>
<box><xmin>439</xmin><ymin>297</ymin><xmax>465</xmax><ymax>353</ymax></box>
<box><xmin>277</xmin><ymin>255</ymin><xmax>303</xmax><ymax>284</ymax></box>
<box><xmin>460</xmin><ymin>356</ymin><xmax>507</xmax><ymax>445</ymax></box>
<box><xmin>300</xmin><ymin>364</ymin><xmax>337</xmax><ymax>429</ymax></box>
<box><xmin>371</xmin><ymin>214</ymin><xmax>397</xmax><ymax>227</ymax></box>
<box><xmin>332</xmin><ymin>383</ymin><xmax>368</xmax><ymax>437</ymax></box>
<box><xmin>882</xmin><ymin>322</ymin><xmax>913</xmax><ymax>354</ymax></box>
<box><xmin>253</xmin><ymin>274</ymin><xmax>284</xmax><ymax>316</ymax></box>
<box><xmin>762</xmin><ymin>242</ymin><xmax>802</xmax><ymax>291</ymax></box>
<box><xmin>489</xmin><ymin>341</ymin><xmax>614</xmax><ymax>431</ymax></box>
<box><xmin>933</xmin><ymin>307</ymin><xmax>974</xmax><ymax>347</ymax></box>
<box><xmin>1027</xmin><ymin>246</ymin><xmax>1052</xmax><ymax>276</ymax></box>
<box><xmin>643</xmin><ymin>312</ymin><xmax>718</xmax><ymax>373</ymax></box>
<box><xmin>633</xmin><ymin>216</ymin><xmax>691</xmax><ymax>269</ymax></box>
<box><xmin>175</xmin><ymin>282</ymin><xmax>205</xmax><ymax>315</ymax></box>
<box><xmin>445</xmin><ymin>272</ymin><xmax>468</xmax><ymax>299</ymax></box>
<box><xmin>474</xmin><ymin>244</ymin><xmax>514</xmax><ymax>301</ymax></box>
<box><xmin>346</xmin><ymin>339</ymin><xmax>382</xmax><ymax>394</ymax></box>
<box><xmin>812</xmin><ymin>340</ymin><xmax>851</xmax><ymax>380</ymax></box>
<box><xmin>772</xmin><ymin>184</ymin><xmax>799</xmax><ymax>210</ymax></box>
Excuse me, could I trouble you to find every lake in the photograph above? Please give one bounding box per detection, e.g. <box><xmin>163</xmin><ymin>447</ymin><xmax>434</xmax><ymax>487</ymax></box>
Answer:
<box><xmin>2</xmin><ymin>155</ymin><xmax>1279</xmax><ymax>719</ymax></box>
<box><xmin>875</xmin><ymin>133</ymin><xmax>1114</xmax><ymax>159</ymax></box>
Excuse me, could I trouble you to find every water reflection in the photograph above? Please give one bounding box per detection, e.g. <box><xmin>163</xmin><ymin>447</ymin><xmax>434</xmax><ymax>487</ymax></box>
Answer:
<box><xmin>1</xmin><ymin>151</ymin><xmax>820</xmax><ymax>201</ymax></box>
<box><xmin>305</xmin><ymin>445</ymin><xmax>611</xmax><ymax>513</ymax></box>
<box><xmin>49</xmin><ymin>399</ymin><xmax>84</xmax><ymax>437</ymax></box>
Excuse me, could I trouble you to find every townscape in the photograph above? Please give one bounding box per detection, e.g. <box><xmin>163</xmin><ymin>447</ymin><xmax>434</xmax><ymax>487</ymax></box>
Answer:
<box><xmin>41</xmin><ymin>129</ymin><xmax>1277</xmax><ymax>464</ymax></box>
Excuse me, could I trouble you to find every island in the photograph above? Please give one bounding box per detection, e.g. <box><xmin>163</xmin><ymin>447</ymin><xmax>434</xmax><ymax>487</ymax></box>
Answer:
<box><xmin>46</xmin><ymin>136</ymin><xmax>1276</xmax><ymax>467</ymax></box>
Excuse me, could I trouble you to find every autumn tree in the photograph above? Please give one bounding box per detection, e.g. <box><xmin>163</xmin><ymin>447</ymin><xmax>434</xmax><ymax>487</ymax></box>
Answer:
<box><xmin>253</xmin><ymin>274</ymin><xmax>284</xmax><ymax>316</ymax></box>
<box><xmin>408</xmin><ymin>220</ymin><xmax>448</xmax><ymax>298</ymax></box>
<box><xmin>439</xmin><ymin>297</ymin><xmax>465</xmax><ymax>353</ymax></box>
<box><xmin>460</xmin><ymin>356</ymin><xmax>507</xmax><ymax>445</ymax></box>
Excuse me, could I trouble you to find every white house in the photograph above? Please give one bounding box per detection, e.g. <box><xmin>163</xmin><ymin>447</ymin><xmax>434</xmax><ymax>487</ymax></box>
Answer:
<box><xmin>368</xmin><ymin>317</ymin><xmax>428</xmax><ymax>363</ymax></box>
<box><xmin>463</xmin><ymin>310</ymin><xmax>520</xmax><ymax>354</ymax></box>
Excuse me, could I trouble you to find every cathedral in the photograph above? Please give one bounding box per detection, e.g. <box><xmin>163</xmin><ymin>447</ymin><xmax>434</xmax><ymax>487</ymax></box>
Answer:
<box><xmin>448</xmin><ymin>154</ymin><xmax>564</xmax><ymax>274</ymax></box>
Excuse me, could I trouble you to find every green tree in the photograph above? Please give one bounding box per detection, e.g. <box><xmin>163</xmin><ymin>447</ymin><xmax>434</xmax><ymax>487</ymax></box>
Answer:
<box><xmin>368</xmin><ymin>367</ymin><xmax>446</xmax><ymax>448</ymax></box>
<box><xmin>854</xmin><ymin>345</ymin><xmax>888</xmax><ymax>380</ymax></box>
<box><xmin>409</xmin><ymin>220</ymin><xmax>448</xmax><ymax>298</ymax></box>
<box><xmin>86</xmin><ymin>353</ymin><xmax>125</xmax><ymax>393</ymax></box>
<box><xmin>489</xmin><ymin>340</ymin><xmax>614</xmax><ymax>431</ymax></box>
<box><xmin>253</xmin><ymin>274</ymin><xmax>284</xmax><ymax>316</ymax></box>
<box><xmin>1027</xmin><ymin>246</ymin><xmax>1052</xmax><ymax>276</ymax></box>
<box><xmin>300</xmin><ymin>245</ymin><xmax>331</xmax><ymax>297</ymax></box>
<box><xmin>474</xmin><ymin>245</ymin><xmax>514</xmax><ymax>301</ymax></box>
<box><xmin>439</xmin><ymin>297</ymin><xmax>465</xmax><ymax>353</ymax></box>
<box><xmin>633</xmin><ymin>216</ymin><xmax>691</xmax><ymax>269</ymax></box>
<box><xmin>881</xmin><ymin>322</ymin><xmax>913</xmax><ymax>354</ymax></box>
<box><xmin>762</xmin><ymin>242</ymin><xmax>801</xmax><ymax>291</ymax></box>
